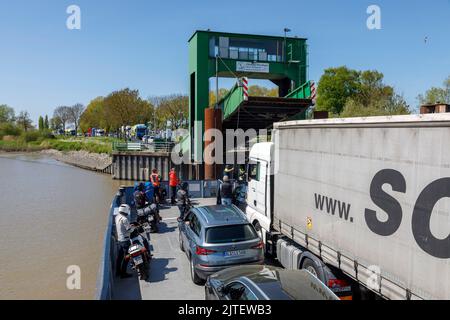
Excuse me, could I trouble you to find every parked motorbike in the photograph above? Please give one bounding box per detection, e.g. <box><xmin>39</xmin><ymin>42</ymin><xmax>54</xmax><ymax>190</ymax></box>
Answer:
<box><xmin>126</xmin><ymin>224</ymin><xmax>151</xmax><ymax>281</ymax></box>
<box><xmin>137</xmin><ymin>203</ymin><xmax>160</xmax><ymax>234</ymax></box>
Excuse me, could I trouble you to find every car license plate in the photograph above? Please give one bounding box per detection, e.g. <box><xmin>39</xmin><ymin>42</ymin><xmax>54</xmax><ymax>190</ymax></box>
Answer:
<box><xmin>133</xmin><ymin>256</ymin><xmax>143</xmax><ymax>265</ymax></box>
<box><xmin>224</xmin><ymin>250</ymin><xmax>246</xmax><ymax>257</ymax></box>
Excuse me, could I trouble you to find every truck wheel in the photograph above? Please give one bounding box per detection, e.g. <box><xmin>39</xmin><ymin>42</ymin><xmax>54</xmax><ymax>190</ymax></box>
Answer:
<box><xmin>301</xmin><ymin>257</ymin><xmax>326</xmax><ymax>283</ymax></box>
<box><xmin>190</xmin><ymin>257</ymin><xmax>204</xmax><ymax>285</ymax></box>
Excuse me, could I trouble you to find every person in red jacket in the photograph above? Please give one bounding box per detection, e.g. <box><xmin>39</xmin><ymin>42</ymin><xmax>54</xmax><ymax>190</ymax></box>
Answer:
<box><xmin>150</xmin><ymin>168</ymin><xmax>160</xmax><ymax>203</ymax></box>
<box><xmin>169</xmin><ymin>168</ymin><xmax>179</xmax><ymax>205</ymax></box>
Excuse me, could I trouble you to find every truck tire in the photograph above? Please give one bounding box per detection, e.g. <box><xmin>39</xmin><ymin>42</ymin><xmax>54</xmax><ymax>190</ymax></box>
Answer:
<box><xmin>301</xmin><ymin>257</ymin><xmax>326</xmax><ymax>283</ymax></box>
<box><xmin>190</xmin><ymin>257</ymin><xmax>204</xmax><ymax>285</ymax></box>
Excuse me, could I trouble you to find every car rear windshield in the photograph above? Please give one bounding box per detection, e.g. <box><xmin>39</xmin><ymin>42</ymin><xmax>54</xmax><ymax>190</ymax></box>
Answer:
<box><xmin>205</xmin><ymin>224</ymin><xmax>258</xmax><ymax>244</ymax></box>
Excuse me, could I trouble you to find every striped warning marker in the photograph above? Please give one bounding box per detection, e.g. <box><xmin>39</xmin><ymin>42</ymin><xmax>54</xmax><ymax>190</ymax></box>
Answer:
<box><xmin>242</xmin><ymin>77</ymin><xmax>249</xmax><ymax>101</ymax></box>
<box><xmin>310</xmin><ymin>81</ymin><xmax>316</xmax><ymax>104</ymax></box>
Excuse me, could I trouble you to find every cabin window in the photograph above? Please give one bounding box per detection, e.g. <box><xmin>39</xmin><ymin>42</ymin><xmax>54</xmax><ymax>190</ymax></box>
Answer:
<box><xmin>248</xmin><ymin>162</ymin><xmax>260</xmax><ymax>181</ymax></box>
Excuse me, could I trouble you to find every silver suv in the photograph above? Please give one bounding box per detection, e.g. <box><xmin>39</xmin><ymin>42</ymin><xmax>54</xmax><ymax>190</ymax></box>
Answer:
<box><xmin>178</xmin><ymin>205</ymin><xmax>264</xmax><ymax>284</ymax></box>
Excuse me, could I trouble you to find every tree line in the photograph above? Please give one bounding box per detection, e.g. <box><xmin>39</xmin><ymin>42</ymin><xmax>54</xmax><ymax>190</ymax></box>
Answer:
<box><xmin>78</xmin><ymin>89</ymin><xmax>189</xmax><ymax>134</ymax></box>
<box><xmin>315</xmin><ymin>66</ymin><xmax>450</xmax><ymax>117</ymax></box>
<box><xmin>2</xmin><ymin>70</ymin><xmax>449</xmax><ymax>140</ymax></box>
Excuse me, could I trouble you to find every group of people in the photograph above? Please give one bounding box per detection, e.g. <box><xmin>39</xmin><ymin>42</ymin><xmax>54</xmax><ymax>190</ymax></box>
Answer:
<box><xmin>114</xmin><ymin>167</ymin><xmax>181</xmax><ymax>278</ymax></box>
<box><xmin>115</xmin><ymin>166</ymin><xmax>243</xmax><ymax>278</ymax></box>
<box><xmin>132</xmin><ymin>167</ymin><xmax>180</xmax><ymax>210</ymax></box>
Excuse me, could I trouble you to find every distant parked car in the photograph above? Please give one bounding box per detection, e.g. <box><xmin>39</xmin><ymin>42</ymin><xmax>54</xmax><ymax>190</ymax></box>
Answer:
<box><xmin>205</xmin><ymin>265</ymin><xmax>339</xmax><ymax>300</ymax></box>
<box><xmin>178</xmin><ymin>205</ymin><xmax>264</xmax><ymax>285</ymax></box>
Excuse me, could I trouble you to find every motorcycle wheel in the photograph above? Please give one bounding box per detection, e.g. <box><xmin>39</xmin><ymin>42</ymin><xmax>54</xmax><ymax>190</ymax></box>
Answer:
<box><xmin>138</xmin><ymin>263</ymin><xmax>148</xmax><ymax>281</ymax></box>
<box><xmin>151</xmin><ymin>221</ymin><xmax>159</xmax><ymax>233</ymax></box>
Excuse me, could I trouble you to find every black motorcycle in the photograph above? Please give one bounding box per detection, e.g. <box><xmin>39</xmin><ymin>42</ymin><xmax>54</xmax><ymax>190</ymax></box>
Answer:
<box><xmin>126</xmin><ymin>223</ymin><xmax>151</xmax><ymax>281</ymax></box>
<box><xmin>137</xmin><ymin>203</ymin><xmax>159</xmax><ymax>235</ymax></box>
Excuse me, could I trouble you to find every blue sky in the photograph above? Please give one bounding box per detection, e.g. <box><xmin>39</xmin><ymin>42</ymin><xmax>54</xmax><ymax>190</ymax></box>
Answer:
<box><xmin>0</xmin><ymin>0</ymin><xmax>449</xmax><ymax>123</ymax></box>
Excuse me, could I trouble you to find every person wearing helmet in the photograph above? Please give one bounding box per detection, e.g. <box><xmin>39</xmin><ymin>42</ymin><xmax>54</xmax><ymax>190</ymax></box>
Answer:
<box><xmin>224</xmin><ymin>165</ymin><xmax>234</xmax><ymax>179</ymax></box>
<box><xmin>115</xmin><ymin>204</ymin><xmax>132</xmax><ymax>278</ymax></box>
<box><xmin>133</xmin><ymin>182</ymin><xmax>147</xmax><ymax>209</ymax></box>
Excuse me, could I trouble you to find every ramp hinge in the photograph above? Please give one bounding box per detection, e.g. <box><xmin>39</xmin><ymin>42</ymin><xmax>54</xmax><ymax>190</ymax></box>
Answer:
<box><xmin>354</xmin><ymin>260</ymin><xmax>359</xmax><ymax>280</ymax></box>
<box><xmin>305</xmin><ymin>234</ymin><xmax>309</xmax><ymax>248</ymax></box>
<box><xmin>291</xmin><ymin>226</ymin><xmax>294</xmax><ymax>239</ymax></box>
<box><xmin>337</xmin><ymin>251</ymin><xmax>341</xmax><ymax>269</ymax></box>
<box><xmin>318</xmin><ymin>241</ymin><xmax>322</xmax><ymax>259</ymax></box>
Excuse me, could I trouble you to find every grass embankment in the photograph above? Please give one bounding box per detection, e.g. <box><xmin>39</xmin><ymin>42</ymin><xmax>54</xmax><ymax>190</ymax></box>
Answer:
<box><xmin>0</xmin><ymin>129</ymin><xmax>116</xmax><ymax>154</ymax></box>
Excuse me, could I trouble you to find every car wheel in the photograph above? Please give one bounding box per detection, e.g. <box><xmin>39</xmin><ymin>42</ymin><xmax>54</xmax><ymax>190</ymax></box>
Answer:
<box><xmin>179</xmin><ymin>232</ymin><xmax>184</xmax><ymax>252</ymax></box>
<box><xmin>190</xmin><ymin>256</ymin><xmax>204</xmax><ymax>285</ymax></box>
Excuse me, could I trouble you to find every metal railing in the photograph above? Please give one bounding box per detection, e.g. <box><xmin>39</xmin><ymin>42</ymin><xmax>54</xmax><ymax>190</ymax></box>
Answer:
<box><xmin>112</xmin><ymin>141</ymin><xmax>175</xmax><ymax>153</ymax></box>
<box><xmin>112</xmin><ymin>142</ymin><xmax>143</xmax><ymax>152</ymax></box>
<box><xmin>94</xmin><ymin>187</ymin><xmax>126</xmax><ymax>300</ymax></box>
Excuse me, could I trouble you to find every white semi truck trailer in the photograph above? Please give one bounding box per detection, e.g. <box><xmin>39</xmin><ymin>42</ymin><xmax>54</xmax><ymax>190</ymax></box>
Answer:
<box><xmin>245</xmin><ymin>114</ymin><xmax>450</xmax><ymax>300</ymax></box>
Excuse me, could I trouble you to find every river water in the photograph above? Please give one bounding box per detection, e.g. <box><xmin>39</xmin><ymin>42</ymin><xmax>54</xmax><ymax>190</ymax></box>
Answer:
<box><xmin>0</xmin><ymin>153</ymin><xmax>122</xmax><ymax>299</ymax></box>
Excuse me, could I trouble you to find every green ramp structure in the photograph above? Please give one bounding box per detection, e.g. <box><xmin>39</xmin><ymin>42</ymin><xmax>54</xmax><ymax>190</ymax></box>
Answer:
<box><xmin>186</xmin><ymin>30</ymin><xmax>314</xmax><ymax>164</ymax></box>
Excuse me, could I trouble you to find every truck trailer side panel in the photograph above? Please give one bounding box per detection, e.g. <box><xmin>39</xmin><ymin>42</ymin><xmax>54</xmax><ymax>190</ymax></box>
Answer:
<box><xmin>272</xmin><ymin>114</ymin><xmax>450</xmax><ymax>300</ymax></box>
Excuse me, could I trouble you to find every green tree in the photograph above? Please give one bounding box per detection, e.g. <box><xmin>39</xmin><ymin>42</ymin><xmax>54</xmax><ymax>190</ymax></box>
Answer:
<box><xmin>53</xmin><ymin>106</ymin><xmax>71</xmax><ymax>131</ymax></box>
<box><xmin>103</xmin><ymin>88</ymin><xmax>153</xmax><ymax>131</ymax></box>
<box><xmin>16</xmin><ymin>111</ymin><xmax>33</xmax><ymax>132</ymax></box>
<box><xmin>154</xmin><ymin>95</ymin><xmax>189</xmax><ymax>130</ymax></box>
<box><xmin>209</xmin><ymin>88</ymin><xmax>230</xmax><ymax>106</ymax></box>
<box><xmin>316</xmin><ymin>66</ymin><xmax>361</xmax><ymax>114</ymax></box>
<box><xmin>44</xmin><ymin>115</ymin><xmax>49</xmax><ymax>129</ymax></box>
<box><xmin>80</xmin><ymin>97</ymin><xmax>106</xmax><ymax>132</ymax></box>
<box><xmin>0</xmin><ymin>104</ymin><xmax>15</xmax><ymax>123</ymax></box>
<box><xmin>417</xmin><ymin>75</ymin><xmax>450</xmax><ymax>105</ymax></box>
<box><xmin>316</xmin><ymin>67</ymin><xmax>411</xmax><ymax>117</ymax></box>
<box><xmin>68</xmin><ymin>103</ymin><xmax>85</xmax><ymax>133</ymax></box>
<box><xmin>50</xmin><ymin>116</ymin><xmax>63</xmax><ymax>131</ymax></box>
<box><xmin>38</xmin><ymin>116</ymin><xmax>44</xmax><ymax>131</ymax></box>
<box><xmin>248</xmin><ymin>85</ymin><xmax>278</xmax><ymax>97</ymax></box>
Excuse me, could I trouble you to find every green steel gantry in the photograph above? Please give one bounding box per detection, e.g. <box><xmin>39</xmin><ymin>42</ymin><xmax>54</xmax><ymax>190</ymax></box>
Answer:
<box><xmin>187</xmin><ymin>30</ymin><xmax>310</xmax><ymax>163</ymax></box>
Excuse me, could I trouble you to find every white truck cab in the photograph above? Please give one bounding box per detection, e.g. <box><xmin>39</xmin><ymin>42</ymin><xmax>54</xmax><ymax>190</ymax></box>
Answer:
<box><xmin>246</xmin><ymin>142</ymin><xmax>274</xmax><ymax>238</ymax></box>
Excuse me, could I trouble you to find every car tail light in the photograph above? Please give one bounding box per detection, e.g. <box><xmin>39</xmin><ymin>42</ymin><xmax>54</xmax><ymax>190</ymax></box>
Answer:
<box><xmin>328</xmin><ymin>279</ymin><xmax>353</xmax><ymax>300</ymax></box>
<box><xmin>328</xmin><ymin>279</ymin><xmax>349</xmax><ymax>288</ymax></box>
<box><xmin>195</xmin><ymin>246</ymin><xmax>216</xmax><ymax>255</ymax></box>
<box><xmin>251</xmin><ymin>241</ymin><xmax>264</xmax><ymax>249</ymax></box>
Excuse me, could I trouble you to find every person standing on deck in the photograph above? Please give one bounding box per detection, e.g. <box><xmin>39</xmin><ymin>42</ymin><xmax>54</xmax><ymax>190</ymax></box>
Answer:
<box><xmin>220</xmin><ymin>176</ymin><xmax>233</xmax><ymax>206</ymax></box>
<box><xmin>150</xmin><ymin>169</ymin><xmax>160</xmax><ymax>204</ymax></box>
<box><xmin>115</xmin><ymin>204</ymin><xmax>132</xmax><ymax>278</ymax></box>
<box><xmin>169</xmin><ymin>168</ymin><xmax>179</xmax><ymax>205</ymax></box>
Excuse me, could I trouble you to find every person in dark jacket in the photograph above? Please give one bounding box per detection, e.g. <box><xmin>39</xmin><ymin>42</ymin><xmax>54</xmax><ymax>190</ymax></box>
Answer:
<box><xmin>220</xmin><ymin>175</ymin><xmax>233</xmax><ymax>205</ymax></box>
